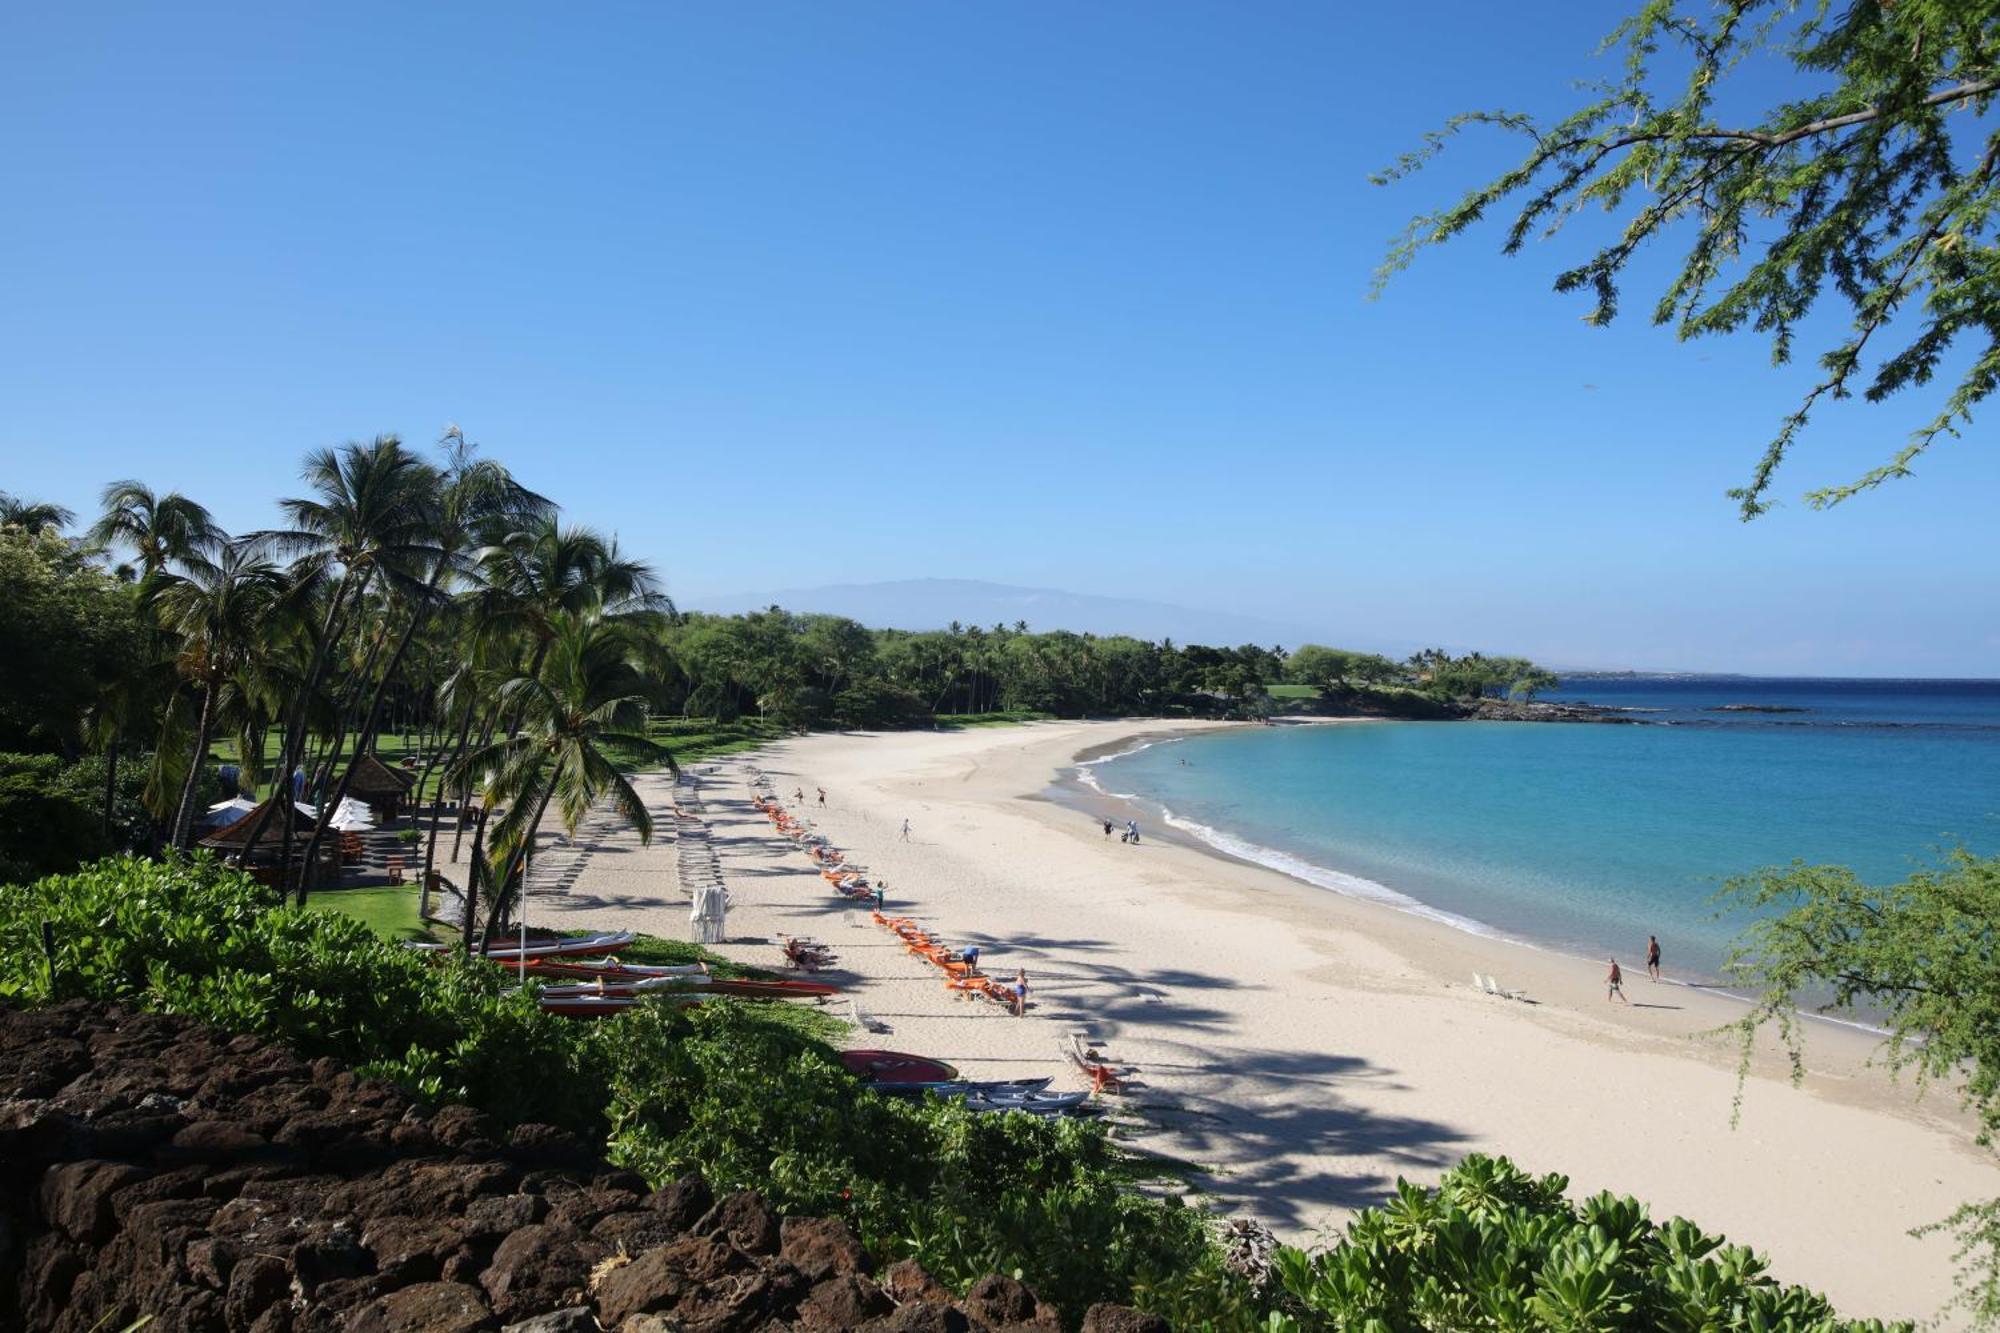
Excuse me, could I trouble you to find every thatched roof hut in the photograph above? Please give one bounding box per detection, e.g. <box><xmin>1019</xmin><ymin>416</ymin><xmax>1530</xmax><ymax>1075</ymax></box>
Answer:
<box><xmin>344</xmin><ymin>754</ymin><xmax>418</xmax><ymax>818</ymax></box>
<box><xmin>197</xmin><ymin>799</ymin><xmax>340</xmax><ymax>875</ymax></box>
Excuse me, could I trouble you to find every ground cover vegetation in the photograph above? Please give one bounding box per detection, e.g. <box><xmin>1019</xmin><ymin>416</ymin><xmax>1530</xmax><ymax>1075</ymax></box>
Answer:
<box><xmin>1381</xmin><ymin>1</ymin><xmax>2000</xmax><ymax>1318</ymax></box>
<box><xmin>0</xmin><ymin>856</ymin><xmax>1906</xmax><ymax>1331</ymax></box>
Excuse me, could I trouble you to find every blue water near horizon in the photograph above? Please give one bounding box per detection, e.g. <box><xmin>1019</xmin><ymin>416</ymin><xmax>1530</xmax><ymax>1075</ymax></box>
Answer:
<box><xmin>1082</xmin><ymin>677</ymin><xmax>2000</xmax><ymax>980</ymax></box>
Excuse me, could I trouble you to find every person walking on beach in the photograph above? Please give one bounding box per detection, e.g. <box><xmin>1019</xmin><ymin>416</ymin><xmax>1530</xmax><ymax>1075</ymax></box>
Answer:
<box><xmin>899</xmin><ymin>818</ymin><xmax>911</xmax><ymax>842</ymax></box>
<box><xmin>1125</xmin><ymin>819</ymin><xmax>1140</xmax><ymax>845</ymax></box>
<box><xmin>793</xmin><ymin>787</ymin><xmax>805</xmax><ymax>803</ymax></box>
<box><xmin>1102</xmin><ymin>818</ymin><xmax>1114</xmax><ymax>838</ymax></box>
<box><xmin>1010</xmin><ymin>968</ymin><xmax>1028</xmax><ymax>1016</ymax></box>
<box><xmin>1606</xmin><ymin>957</ymin><xmax>1629</xmax><ymax>1004</ymax></box>
<box><xmin>1645</xmin><ymin>935</ymin><xmax>1662</xmax><ymax>981</ymax></box>
<box><xmin>873</xmin><ymin>882</ymin><xmax>885</xmax><ymax>914</ymax></box>
<box><xmin>817</xmin><ymin>787</ymin><xmax>826</xmax><ymax>807</ymax></box>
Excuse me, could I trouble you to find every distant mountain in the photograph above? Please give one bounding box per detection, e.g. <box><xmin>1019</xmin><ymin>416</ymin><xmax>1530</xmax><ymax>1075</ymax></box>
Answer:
<box><xmin>683</xmin><ymin>578</ymin><xmax>1346</xmax><ymax>651</ymax></box>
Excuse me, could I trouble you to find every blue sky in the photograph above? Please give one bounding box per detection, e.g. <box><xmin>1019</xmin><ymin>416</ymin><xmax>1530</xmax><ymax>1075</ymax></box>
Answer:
<box><xmin>3</xmin><ymin>2</ymin><xmax>1994</xmax><ymax>674</ymax></box>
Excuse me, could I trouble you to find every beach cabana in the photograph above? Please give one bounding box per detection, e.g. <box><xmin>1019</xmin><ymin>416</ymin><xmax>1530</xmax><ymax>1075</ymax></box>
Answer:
<box><xmin>198</xmin><ymin>797</ymin><xmax>339</xmax><ymax>881</ymax></box>
<box><xmin>342</xmin><ymin>754</ymin><xmax>418</xmax><ymax>821</ymax></box>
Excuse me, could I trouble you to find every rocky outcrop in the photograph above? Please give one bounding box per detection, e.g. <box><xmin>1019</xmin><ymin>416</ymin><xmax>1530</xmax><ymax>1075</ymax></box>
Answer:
<box><xmin>0</xmin><ymin>1002</ymin><xmax>1156</xmax><ymax>1332</ymax></box>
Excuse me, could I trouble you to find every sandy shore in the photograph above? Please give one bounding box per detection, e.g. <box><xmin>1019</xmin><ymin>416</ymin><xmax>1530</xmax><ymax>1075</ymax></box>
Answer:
<box><xmin>512</xmin><ymin>718</ymin><xmax>1995</xmax><ymax>1325</ymax></box>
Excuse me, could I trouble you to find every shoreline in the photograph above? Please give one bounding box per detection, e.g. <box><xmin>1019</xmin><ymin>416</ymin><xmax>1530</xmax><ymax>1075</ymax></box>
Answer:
<box><xmin>524</xmin><ymin>718</ymin><xmax>1997</xmax><ymax>1325</ymax></box>
<box><xmin>1048</xmin><ymin>723</ymin><xmax>1898</xmax><ymax>1039</ymax></box>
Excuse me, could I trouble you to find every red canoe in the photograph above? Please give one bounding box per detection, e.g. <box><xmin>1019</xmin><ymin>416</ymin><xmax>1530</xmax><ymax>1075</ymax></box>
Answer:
<box><xmin>839</xmin><ymin>1049</ymin><xmax>959</xmax><ymax>1084</ymax></box>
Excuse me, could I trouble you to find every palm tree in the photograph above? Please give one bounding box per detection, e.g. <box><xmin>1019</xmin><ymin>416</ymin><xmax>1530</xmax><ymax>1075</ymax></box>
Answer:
<box><xmin>148</xmin><ymin>541</ymin><xmax>287</xmax><ymax>849</ymax></box>
<box><xmin>87</xmin><ymin>482</ymin><xmax>221</xmax><ymax>580</ymax></box>
<box><xmin>463</xmin><ymin>611</ymin><xmax>671</xmax><ymax>949</ymax></box>
<box><xmin>0</xmin><ymin>492</ymin><xmax>75</xmax><ymax>532</ymax></box>
<box><xmin>240</xmin><ymin>437</ymin><xmax>442</xmax><ymax>892</ymax></box>
<box><xmin>296</xmin><ymin>433</ymin><xmax>551</xmax><ymax>887</ymax></box>
<box><xmin>84</xmin><ymin>482</ymin><xmax>224</xmax><ymax>841</ymax></box>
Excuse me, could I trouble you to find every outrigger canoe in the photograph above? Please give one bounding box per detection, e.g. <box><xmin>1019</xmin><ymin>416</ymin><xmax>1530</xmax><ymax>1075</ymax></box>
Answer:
<box><xmin>871</xmin><ymin>1077</ymin><xmax>1052</xmax><ymax>1099</ymax></box>
<box><xmin>524</xmin><ymin>958</ymin><xmax>709</xmax><ymax>980</ymax></box>
<box><xmin>839</xmin><ymin>1049</ymin><xmax>958</xmax><ymax>1084</ymax></box>
<box><xmin>537</xmin><ymin>975</ymin><xmax>838</xmax><ymax>1001</ymax></box>
<box><xmin>406</xmin><ymin>930</ymin><xmax>638</xmax><ymax>961</ymax></box>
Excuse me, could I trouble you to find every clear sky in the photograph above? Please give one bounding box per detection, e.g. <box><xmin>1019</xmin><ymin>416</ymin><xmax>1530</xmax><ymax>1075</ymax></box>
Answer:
<box><xmin>3</xmin><ymin>3</ymin><xmax>1994</xmax><ymax>674</ymax></box>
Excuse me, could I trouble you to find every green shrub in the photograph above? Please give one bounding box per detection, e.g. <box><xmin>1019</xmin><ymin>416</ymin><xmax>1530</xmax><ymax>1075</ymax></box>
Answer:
<box><xmin>600</xmin><ymin>1002</ymin><xmax>1238</xmax><ymax>1321</ymax></box>
<box><xmin>0</xmin><ymin>855</ymin><xmax>608</xmax><ymax>1131</ymax></box>
<box><xmin>1266</xmin><ymin>1154</ymin><xmax>1908</xmax><ymax>1332</ymax></box>
<box><xmin>0</xmin><ymin>753</ymin><xmax>112</xmax><ymax>884</ymax></box>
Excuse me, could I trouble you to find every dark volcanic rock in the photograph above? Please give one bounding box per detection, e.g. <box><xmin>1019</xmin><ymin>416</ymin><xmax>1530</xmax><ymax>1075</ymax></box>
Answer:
<box><xmin>781</xmin><ymin>1215</ymin><xmax>870</xmax><ymax>1281</ymax></box>
<box><xmin>1080</xmin><ymin>1306</ymin><xmax>1171</xmax><ymax>1333</ymax></box>
<box><xmin>692</xmin><ymin>1190</ymin><xmax>781</xmax><ymax>1256</ymax></box>
<box><xmin>0</xmin><ymin>1001</ymin><xmax>1133</xmax><ymax>1333</ymax></box>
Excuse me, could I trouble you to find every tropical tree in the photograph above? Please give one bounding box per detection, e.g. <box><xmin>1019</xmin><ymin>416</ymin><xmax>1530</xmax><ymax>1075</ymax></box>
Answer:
<box><xmin>295</xmin><ymin>431</ymin><xmax>550</xmax><ymax>886</ymax></box>
<box><xmin>1376</xmin><ymin>0</ymin><xmax>2000</xmax><ymax>516</ymax></box>
<box><xmin>240</xmin><ymin>436</ymin><xmax>442</xmax><ymax>891</ymax></box>
<box><xmin>1723</xmin><ymin>851</ymin><xmax>2000</xmax><ymax>1327</ymax></box>
<box><xmin>463</xmin><ymin>611</ymin><xmax>671</xmax><ymax>947</ymax></box>
<box><xmin>0</xmin><ymin>492</ymin><xmax>75</xmax><ymax>533</ymax></box>
<box><xmin>147</xmin><ymin>540</ymin><xmax>287</xmax><ymax>848</ymax></box>
<box><xmin>86</xmin><ymin>481</ymin><xmax>221</xmax><ymax>581</ymax></box>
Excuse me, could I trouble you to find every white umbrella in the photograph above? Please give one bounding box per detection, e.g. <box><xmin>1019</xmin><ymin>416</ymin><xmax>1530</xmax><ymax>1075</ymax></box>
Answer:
<box><xmin>329</xmin><ymin>797</ymin><xmax>375</xmax><ymax>832</ymax></box>
<box><xmin>204</xmin><ymin>796</ymin><xmax>257</xmax><ymax>827</ymax></box>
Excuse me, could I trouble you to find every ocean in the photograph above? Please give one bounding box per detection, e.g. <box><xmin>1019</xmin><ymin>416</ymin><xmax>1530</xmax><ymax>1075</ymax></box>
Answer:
<box><xmin>1076</xmin><ymin>677</ymin><xmax>2000</xmax><ymax>980</ymax></box>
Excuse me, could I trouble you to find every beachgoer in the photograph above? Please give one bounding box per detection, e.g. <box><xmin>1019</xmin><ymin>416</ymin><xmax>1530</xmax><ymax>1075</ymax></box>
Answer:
<box><xmin>1102</xmin><ymin>818</ymin><xmax>1113</xmax><ymax>838</ymax></box>
<box><xmin>1126</xmin><ymin>819</ymin><xmax>1140</xmax><ymax>845</ymax></box>
<box><xmin>873</xmin><ymin>882</ymin><xmax>885</xmax><ymax>913</ymax></box>
<box><xmin>1645</xmin><ymin>935</ymin><xmax>1662</xmax><ymax>981</ymax></box>
<box><xmin>817</xmin><ymin>787</ymin><xmax>826</xmax><ymax>807</ymax></box>
<box><xmin>793</xmin><ymin>787</ymin><xmax>805</xmax><ymax>803</ymax></box>
<box><xmin>899</xmin><ymin>818</ymin><xmax>911</xmax><ymax>842</ymax></box>
<box><xmin>961</xmin><ymin>945</ymin><xmax>980</xmax><ymax>972</ymax></box>
<box><xmin>1011</xmin><ymin>968</ymin><xmax>1028</xmax><ymax>1016</ymax></box>
<box><xmin>1606</xmin><ymin>958</ymin><xmax>1628</xmax><ymax>1004</ymax></box>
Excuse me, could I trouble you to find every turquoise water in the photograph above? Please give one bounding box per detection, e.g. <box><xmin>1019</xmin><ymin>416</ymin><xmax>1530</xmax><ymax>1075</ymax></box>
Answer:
<box><xmin>1083</xmin><ymin>679</ymin><xmax>2000</xmax><ymax>979</ymax></box>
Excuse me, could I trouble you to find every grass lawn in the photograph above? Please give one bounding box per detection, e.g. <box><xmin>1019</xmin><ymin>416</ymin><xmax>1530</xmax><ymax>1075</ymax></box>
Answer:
<box><xmin>934</xmin><ymin>709</ymin><xmax>1055</xmax><ymax>728</ymax></box>
<box><xmin>303</xmin><ymin>885</ymin><xmax>442</xmax><ymax>944</ymax></box>
<box><xmin>1264</xmin><ymin>683</ymin><xmax>1320</xmax><ymax>700</ymax></box>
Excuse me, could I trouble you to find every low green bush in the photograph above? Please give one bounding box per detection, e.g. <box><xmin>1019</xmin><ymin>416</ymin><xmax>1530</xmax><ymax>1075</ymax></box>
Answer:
<box><xmin>1265</xmin><ymin>1154</ymin><xmax>1908</xmax><ymax>1333</ymax></box>
<box><xmin>0</xmin><ymin>855</ymin><xmax>608</xmax><ymax>1131</ymax></box>
<box><xmin>0</xmin><ymin>859</ymin><xmax>1906</xmax><ymax>1331</ymax></box>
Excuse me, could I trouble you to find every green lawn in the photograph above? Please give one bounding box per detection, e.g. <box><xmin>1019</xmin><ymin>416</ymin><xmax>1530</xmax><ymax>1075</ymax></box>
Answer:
<box><xmin>934</xmin><ymin>709</ymin><xmax>1055</xmax><ymax>728</ymax></box>
<box><xmin>1264</xmin><ymin>683</ymin><xmax>1320</xmax><ymax>700</ymax></box>
<box><xmin>302</xmin><ymin>884</ymin><xmax>441</xmax><ymax>943</ymax></box>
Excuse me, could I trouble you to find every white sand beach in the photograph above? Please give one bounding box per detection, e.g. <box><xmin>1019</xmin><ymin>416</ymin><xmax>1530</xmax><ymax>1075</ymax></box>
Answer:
<box><xmin>506</xmin><ymin>719</ymin><xmax>1997</xmax><ymax>1325</ymax></box>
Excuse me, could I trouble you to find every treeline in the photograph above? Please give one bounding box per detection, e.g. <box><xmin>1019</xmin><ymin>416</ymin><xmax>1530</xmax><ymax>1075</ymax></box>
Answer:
<box><xmin>3</xmin><ymin>462</ymin><xmax>1563</xmax><ymax>891</ymax></box>
<box><xmin>658</xmin><ymin>615</ymin><xmax>1557</xmax><ymax>732</ymax></box>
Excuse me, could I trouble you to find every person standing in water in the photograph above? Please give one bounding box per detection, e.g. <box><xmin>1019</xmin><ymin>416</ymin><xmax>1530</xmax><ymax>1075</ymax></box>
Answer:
<box><xmin>1606</xmin><ymin>957</ymin><xmax>1629</xmax><ymax>1003</ymax></box>
<box><xmin>1645</xmin><ymin>935</ymin><xmax>1662</xmax><ymax>982</ymax></box>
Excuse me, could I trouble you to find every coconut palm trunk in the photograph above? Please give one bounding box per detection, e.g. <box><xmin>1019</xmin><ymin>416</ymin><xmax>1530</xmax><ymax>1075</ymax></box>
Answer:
<box><xmin>238</xmin><ymin>568</ymin><xmax>362</xmax><ymax>878</ymax></box>
<box><xmin>460</xmin><ymin>801</ymin><xmax>489</xmax><ymax>955</ymax></box>
<box><xmin>169</xmin><ymin>681</ymin><xmax>218</xmax><ymax>851</ymax></box>
<box><xmin>300</xmin><ymin>596</ymin><xmax>435</xmax><ymax>890</ymax></box>
<box><xmin>479</xmin><ymin>767</ymin><xmax>557</xmax><ymax>952</ymax></box>
<box><xmin>100</xmin><ymin>733</ymin><xmax>120</xmax><ymax>841</ymax></box>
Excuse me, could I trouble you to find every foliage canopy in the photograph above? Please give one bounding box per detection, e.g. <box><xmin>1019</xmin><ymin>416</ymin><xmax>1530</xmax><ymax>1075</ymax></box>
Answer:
<box><xmin>1378</xmin><ymin>0</ymin><xmax>2000</xmax><ymax>516</ymax></box>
